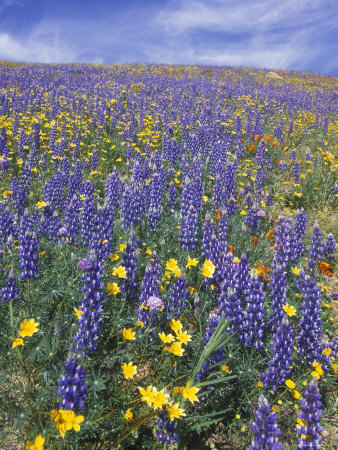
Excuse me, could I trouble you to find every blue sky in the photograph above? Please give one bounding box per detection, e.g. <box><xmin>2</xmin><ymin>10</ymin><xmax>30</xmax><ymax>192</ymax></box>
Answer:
<box><xmin>0</xmin><ymin>0</ymin><xmax>337</xmax><ymax>75</ymax></box>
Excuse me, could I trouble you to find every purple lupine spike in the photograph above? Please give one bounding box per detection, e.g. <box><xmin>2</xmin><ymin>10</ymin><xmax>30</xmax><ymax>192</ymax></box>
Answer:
<box><xmin>261</xmin><ymin>316</ymin><xmax>294</xmax><ymax>391</ymax></box>
<box><xmin>0</xmin><ymin>269</ymin><xmax>19</xmax><ymax>302</ymax></box>
<box><xmin>256</xmin><ymin>141</ymin><xmax>266</xmax><ymax>166</ymax></box>
<box><xmin>0</xmin><ymin>204</ymin><xmax>15</xmax><ymax>247</ymax></box>
<box><xmin>218</xmin><ymin>211</ymin><xmax>229</xmax><ymax>242</ymax></box>
<box><xmin>293</xmin><ymin>161</ymin><xmax>301</xmax><ymax>184</ymax></box>
<box><xmin>296</xmin><ymin>273</ymin><xmax>324</xmax><ymax>365</ymax></box>
<box><xmin>308</xmin><ymin>223</ymin><xmax>323</xmax><ymax>271</ymax></box>
<box><xmin>323</xmin><ymin>233</ymin><xmax>336</xmax><ymax>260</ymax></box>
<box><xmin>57</xmin><ymin>355</ymin><xmax>87</xmax><ymax>410</ymax></box>
<box><xmin>296</xmin><ymin>380</ymin><xmax>323</xmax><ymax>449</ymax></box>
<box><xmin>273</xmin><ymin>218</ymin><xmax>294</xmax><ymax>269</ymax></box>
<box><xmin>18</xmin><ymin>129</ymin><xmax>26</xmax><ymax>157</ymax></box>
<box><xmin>156</xmin><ymin>407</ymin><xmax>178</xmax><ymax>444</ymax></box>
<box><xmin>166</xmin><ymin>274</ymin><xmax>188</xmax><ymax>318</ymax></box>
<box><xmin>19</xmin><ymin>230</ymin><xmax>39</xmax><ymax>279</ymax></box>
<box><xmin>80</xmin><ymin>181</ymin><xmax>96</xmax><ymax>247</ymax></box>
<box><xmin>64</xmin><ymin>195</ymin><xmax>81</xmax><ymax>244</ymax></box>
<box><xmin>61</xmin><ymin>157</ymin><xmax>70</xmax><ymax>177</ymax></box>
<box><xmin>72</xmin><ymin>134</ymin><xmax>81</xmax><ymax>160</ymax></box>
<box><xmin>43</xmin><ymin>171</ymin><xmax>66</xmax><ymax>210</ymax></box>
<box><xmin>137</xmin><ymin>254</ymin><xmax>161</xmax><ymax>336</ymax></box>
<box><xmin>273</xmin><ymin>118</ymin><xmax>284</xmax><ymax>138</ymax></box>
<box><xmin>179</xmin><ymin>173</ymin><xmax>203</xmax><ymax>251</ymax></box>
<box><xmin>240</xmin><ymin>274</ymin><xmax>265</xmax><ymax>349</ymax></box>
<box><xmin>244</xmin><ymin>206</ymin><xmax>262</xmax><ymax>236</ymax></box>
<box><xmin>75</xmin><ymin>255</ymin><xmax>105</xmax><ymax>354</ymax></box>
<box><xmin>148</xmin><ymin>170</ymin><xmax>165</xmax><ymax>231</ymax></box>
<box><xmin>90</xmin><ymin>205</ymin><xmax>114</xmax><ymax>260</ymax></box>
<box><xmin>168</xmin><ymin>182</ymin><xmax>177</xmax><ymax>210</ymax></box>
<box><xmin>121</xmin><ymin>183</ymin><xmax>144</xmax><ymax>232</ymax></box>
<box><xmin>33</xmin><ymin>122</ymin><xmax>40</xmax><ymax>149</ymax></box>
<box><xmin>247</xmin><ymin>395</ymin><xmax>283</xmax><ymax>450</ymax></box>
<box><xmin>104</xmin><ymin>168</ymin><xmax>120</xmax><ymax>210</ymax></box>
<box><xmin>131</xmin><ymin>156</ymin><xmax>143</xmax><ymax>185</ymax></box>
<box><xmin>292</xmin><ymin>209</ymin><xmax>308</xmax><ymax>262</ymax></box>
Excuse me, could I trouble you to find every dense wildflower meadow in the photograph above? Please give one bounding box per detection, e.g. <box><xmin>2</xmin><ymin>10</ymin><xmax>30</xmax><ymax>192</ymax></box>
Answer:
<box><xmin>0</xmin><ymin>62</ymin><xmax>337</xmax><ymax>449</ymax></box>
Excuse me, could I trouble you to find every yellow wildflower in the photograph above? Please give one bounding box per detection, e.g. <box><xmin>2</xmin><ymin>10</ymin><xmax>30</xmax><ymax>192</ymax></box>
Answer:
<box><xmin>291</xmin><ymin>390</ymin><xmax>301</xmax><ymax>399</ymax></box>
<box><xmin>170</xmin><ymin>319</ymin><xmax>183</xmax><ymax>332</ymax></box>
<box><xmin>12</xmin><ymin>337</ymin><xmax>24</xmax><ymax>348</ymax></box>
<box><xmin>109</xmin><ymin>253</ymin><xmax>119</xmax><ymax>261</ymax></box>
<box><xmin>122</xmin><ymin>362</ymin><xmax>137</xmax><ymax>379</ymax></box>
<box><xmin>51</xmin><ymin>409</ymin><xmax>84</xmax><ymax>439</ymax></box>
<box><xmin>138</xmin><ymin>386</ymin><xmax>155</xmax><ymax>406</ymax></box>
<box><xmin>19</xmin><ymin>319</ymin><xmax>39</xmax><ymax>337</ymax></box>
<box><xmin>122</xmin><ymin>328</ymin><xmax>136</xmax><ymax>341</ymax></box>
<box><xmin>291</xmin><ymin>267</ymin><xmax>300</xmax><ymax>275</ymax></box>
<box><xmin>173</xmin><ymin>266</ymin><xmax>181</xmax><ymax>277</ymax></box>
<box><xmin>285</xmin><ymin>379</ymin><xmax>296</xmax><ymax>390</ymax></box>
<box><xmin>202</xmin><ymin>260</ymin><xmax>215</xmax><ymax>278</ymax></box>
<box><xmin>282</xmin><ymin>304</ymin><xmax>297</xmax><ymax>317</ymax></box>
<box><xmin>167</xmin><ymin>402</ymin><xmax>186</xmax><ymax>420</ymax></box>
<box><xmin>152</xmin><ymin>388</ymin><xmax>168</xmax><ymax>409</ymax></box>
<box><xmin>175</xmin><ymin>330</ymin><xmax>192</xmax><ymax>345</ymax></box>
<box><xmin>124</xmin><ymin>409</ymin><xmax>134</xmax><ymax>422</ymax></box>
<box><xmin>168</xmin><ymin>341</ymin><xmax>184</xmax><ymax>356</ymax></box>
<box><xmin>107</xmin><ymin>282</ymin><xmax>120</xmax><ymax>295</ymax></box>
<box><xmin>74</xmin><ymin>308</ymin><xmax>84</xmax><ymax>320</ymax></box>
<box><xmin>186</xmin><ymin>258</ymin><xmax>199</xmax><ymax>269</ymax></box>
<box><xmin>166</xmin><ymin>258</ymin><xmax>179</xmax><ymax>272</ymax></box>
<box><xmin>222</xmin><ymin>365</ymin><xmax>230</xmax><ymax>373</ymax></box>
<box><xmin>119</xmin><ymin>244</ymin><xmax>127</xmax><ymax>252</ymax></box>
<box><xmin>322</xmin><ymin>348</ymin><xmax>331</xmax><ymax>356</ymax></box>
<box><xmin>181</xmin><ymin>381</ymin><xmax>200</xmax><ymax>404</ymax></box>
<box><xmin>37</xmin><ymin>201</ymin><xmax>47</xmax><ymax>208</ymax></box>
<box><xmin>26</xmin><ymin>434</ymin><xmax>45</xmax><ymax>450</ymax></box>
<box><xmin>112</xmin><ymin>266</ymin><xmax>127</xmax><ymax>278</ymax></box>
<box><xmin>158</xmin><ymin>332</ymin><xmax>175</xmax><ymax>343</ymax></box>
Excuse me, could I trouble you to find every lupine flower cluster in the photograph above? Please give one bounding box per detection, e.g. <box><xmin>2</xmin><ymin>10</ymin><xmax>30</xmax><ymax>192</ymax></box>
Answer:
<box><xmin>247</xmin><ymin>395</ymin><xmax>283</xmax><ymax>450</ymax></box>
<box><xmin>0</xmin><ymin>63</ymin><xmax>336</xmax><ymax>448</ymax></box>
<box><xmin>296</xmin><ymin>381</ymin><xmax>323</xmax><ymax>448</ymax></box>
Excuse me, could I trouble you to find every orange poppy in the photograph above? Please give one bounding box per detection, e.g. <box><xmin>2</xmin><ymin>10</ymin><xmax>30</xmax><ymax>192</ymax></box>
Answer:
<box><xmin>215</xmin><ymin>209</ymin><xmax>221</xmax><ymax>220</ymax></box>
<box><xmin>228</xmin><ymin>245</ymin><xmax>234</xmax><ymax>254</ymax></box>
<box><xmin>252</xmin><ymin>236</ymin><xmax>258</xmax><ymax>247</ymax></box>
<box><xmin>265</xmin><ymin>229</ymin><xmax>274</xmax><ymax>239</ymax></box>
<box><xmin>257</xmin><ymin>263</ymin><xmax>270</xmax><ymax>282</ymax></box>
<box><xmin>318</xmin><ymin>261</ymin><xmax>333</xmax><ymax>277</ymax></box>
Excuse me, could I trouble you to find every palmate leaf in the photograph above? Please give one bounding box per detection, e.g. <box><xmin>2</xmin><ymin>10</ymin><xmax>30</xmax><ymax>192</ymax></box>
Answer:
<box><xmin>41</xmin><ymin>288</ymin><xmax>67</xmax><ymax>303</ymax></box>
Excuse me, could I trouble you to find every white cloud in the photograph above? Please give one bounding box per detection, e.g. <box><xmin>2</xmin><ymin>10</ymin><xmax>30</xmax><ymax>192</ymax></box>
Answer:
<box><xmin>0</xmin><ymin>0</ymin><xmax>24</xmax><ymax>13</ymax></box>
<box><xmin>0</xmin><ymin>0</ymin><xmax>336</xmax><ymax>74</ymax></box>
<box><xmin>0</xmin><ymin>32</ymin><xmax>77</xmax><ymax>63</ymax></box>
<box><xmin>156</xmin><ymin>0</ymin><xmax>336</xmax><ymax>34</ymax></box>
<box><xmin>152</xmin><ymin>0</ymin><xmax>338</xmax><ymax>73</ymax></box>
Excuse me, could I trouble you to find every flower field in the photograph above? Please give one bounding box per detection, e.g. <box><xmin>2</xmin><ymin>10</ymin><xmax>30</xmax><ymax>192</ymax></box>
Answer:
<box><xmin>0</xmin><ymin>62</ymin><xmax>337</xmax><ymax>449</ymax></box>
